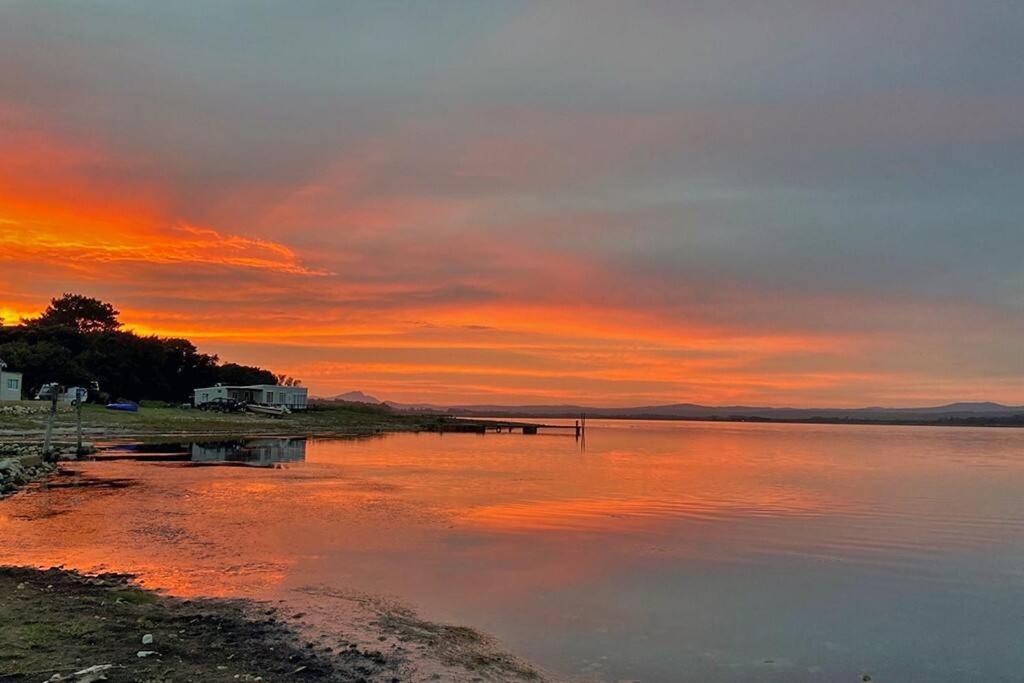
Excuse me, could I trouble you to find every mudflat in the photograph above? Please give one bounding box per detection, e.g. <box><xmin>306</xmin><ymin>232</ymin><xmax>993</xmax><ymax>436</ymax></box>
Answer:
<box><xmin>0</xmin><ymin>566</ymin><xmax>396</xmax><ymax>682</ymax></box>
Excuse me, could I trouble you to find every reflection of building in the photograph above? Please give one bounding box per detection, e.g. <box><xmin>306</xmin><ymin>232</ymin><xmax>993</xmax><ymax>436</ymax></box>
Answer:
<box><xmin>190</xmin><ymin>438</ymin><xmax>307</xmax><ymax>466</ymax></box>
<box><xmin>193</xmin><ymin>384</ymin><xmax>308</xmax><ymax>410</ymax></box>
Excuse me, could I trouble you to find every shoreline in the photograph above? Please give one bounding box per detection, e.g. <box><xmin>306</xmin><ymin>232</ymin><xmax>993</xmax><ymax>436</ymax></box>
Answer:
<box><xmin>1</xmin><ymin>566</ymin><xmax>544</xmax><ymax>682</ymax></box>
<box><xmin>0</xmin><ymin>401</ymin><xmax>534</xmax><ymax>443</ymax></box>
<box><xmin>0</xmin><ymin>417</ymin><xmax>549</xmax><ymax>682</ymax></box>
<box><xmin>0</xmin><ymin>565</ymin><xmax>376</xmax><ymax>681</ymax></box>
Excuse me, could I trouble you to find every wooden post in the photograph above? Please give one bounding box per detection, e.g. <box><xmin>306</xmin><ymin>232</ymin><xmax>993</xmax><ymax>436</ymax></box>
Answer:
<box><xmin>43</xmin><ymin>393</ymin><xmax>58</xmax><ymax>460</ymax></box>
<box><xmin>75</xmin><ymin>396</ymin><xmax>84</xmax><ymax>454</ymax></box>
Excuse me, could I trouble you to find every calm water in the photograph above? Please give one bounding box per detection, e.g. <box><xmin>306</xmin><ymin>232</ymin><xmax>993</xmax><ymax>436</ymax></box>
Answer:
<box><xmin>3</xmin><ymin>420</ymin><xmax>1024</xmax><ymax>681</ymax></box>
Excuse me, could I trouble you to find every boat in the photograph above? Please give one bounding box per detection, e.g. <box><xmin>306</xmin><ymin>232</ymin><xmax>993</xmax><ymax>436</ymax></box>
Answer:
<box><xmin>245</xmin><ymin>403</ymin><xmax>290</xmax><ymax>417</ymax></box>
<box><xmin>105</xmin><ymin>402</ymin><xmax>138</xmax><ymax>412</ymax></box>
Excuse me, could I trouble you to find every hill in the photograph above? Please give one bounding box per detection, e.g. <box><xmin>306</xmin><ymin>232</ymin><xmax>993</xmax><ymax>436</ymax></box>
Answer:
<box><xmin>385</xmin><ymin>400</ymin><xmax>1024</xmax><ymax>426</ymax></box>
<box><xmin>328</xmin><ymin>391</ymin><xmax>382</xmax><ymax>404</ymax></box>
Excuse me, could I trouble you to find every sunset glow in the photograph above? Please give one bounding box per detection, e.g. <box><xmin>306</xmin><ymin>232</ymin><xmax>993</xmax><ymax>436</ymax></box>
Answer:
<box><xmin>2</xmin><ymin>2</ymin><xmax>1022</xmax><ymax>406</ymax></box>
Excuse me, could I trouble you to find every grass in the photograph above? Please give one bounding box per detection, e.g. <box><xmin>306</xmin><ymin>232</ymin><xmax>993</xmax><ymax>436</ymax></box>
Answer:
<box><xmin>0</xmin><ymin>400</ymin><xmax>455</xmax><ymax>439</ymax></box>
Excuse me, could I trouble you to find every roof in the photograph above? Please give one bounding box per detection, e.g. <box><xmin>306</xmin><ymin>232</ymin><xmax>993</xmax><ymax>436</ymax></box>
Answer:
<box><xmin>195</xmin><ymin>384</ymin><xmax>306</xmax><ymax>392</ymax></box>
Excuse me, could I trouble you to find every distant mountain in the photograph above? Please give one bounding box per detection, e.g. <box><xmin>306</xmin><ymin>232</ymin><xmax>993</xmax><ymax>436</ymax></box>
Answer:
<box><xmin>329</xmin><ymin>391</ymin><xmax>381</xmax><ymax>404</ymax></box>
<box><xmin>383</xmin><ymin>400</ymin><xmax>1024</xmax><ymax>423</ymax></box>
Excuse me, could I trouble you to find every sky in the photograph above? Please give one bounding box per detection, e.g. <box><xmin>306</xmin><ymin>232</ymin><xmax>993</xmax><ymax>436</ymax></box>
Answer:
<box><xmin>1</xmin><ymin>1</ymin><xmax>1022</xmax><ymax>407</ymax></box>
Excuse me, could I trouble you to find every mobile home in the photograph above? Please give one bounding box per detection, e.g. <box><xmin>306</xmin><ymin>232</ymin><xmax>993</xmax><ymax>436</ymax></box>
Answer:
<box><xmin>193</xmin><ymin>384</ymin><xmax>308</xmax><ymax>410</ymax></box>
<box><xmin>0</xmin><ymin>369</ymin><xmax>22</xmax><ymax>402</ymax></box>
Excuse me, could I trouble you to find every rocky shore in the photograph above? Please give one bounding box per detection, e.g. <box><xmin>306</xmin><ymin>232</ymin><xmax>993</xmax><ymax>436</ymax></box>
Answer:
<box><xmin>0</xmin><ymin>438</ymin><xmax>100</xmax><ymax>497</ymax></box>
<box><xmin>0</xmin><ymin>454</ymin><xmax>57</xmax><ymax>497</ymax></box>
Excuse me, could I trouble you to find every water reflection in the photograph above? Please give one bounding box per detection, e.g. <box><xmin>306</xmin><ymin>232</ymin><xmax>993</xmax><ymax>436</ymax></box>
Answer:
<box><xmin>190</xmin><ymin>438</ymin><xmax>306</xmax><ymax>466</ymax></box>
<box><xmin>4</xmin><ymin>422</ymin><xmax>1024</xmax><ymax>682</ymax></box>
<box><xmin>96</xmin><ymin>437</ymin><xmax>307</xmax><ymax>467</ymax></box>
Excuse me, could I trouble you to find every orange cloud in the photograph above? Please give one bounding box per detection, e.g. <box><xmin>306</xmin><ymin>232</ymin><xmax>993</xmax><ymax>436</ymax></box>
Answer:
<box><xmin>0</xmin><ymin>220</ymin><xmax>327</xmax><ymax>276</ymax></box>
<box><xmin>2</xmin><ymin>96</ymin><xmax>1019</xmax><ymax>408</ymax></box>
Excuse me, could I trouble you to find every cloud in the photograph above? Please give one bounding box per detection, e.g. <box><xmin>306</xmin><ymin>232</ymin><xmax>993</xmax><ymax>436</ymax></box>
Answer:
<box><xmin>0</xmin><ymin>221</ymin><xmax>327</xmax><ymax>276</ymax></box>
<box><xmin>1</xmin><ymin>1</ymin><xmax>1022</xmax><ymax>405</ymax></box>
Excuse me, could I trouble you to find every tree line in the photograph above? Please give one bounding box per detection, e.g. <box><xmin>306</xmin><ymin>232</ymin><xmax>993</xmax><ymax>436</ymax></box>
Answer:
<box><xmin>0</xmin><ymin>294</ymin><xmax>295</xmax><ymax>402</ymax></box>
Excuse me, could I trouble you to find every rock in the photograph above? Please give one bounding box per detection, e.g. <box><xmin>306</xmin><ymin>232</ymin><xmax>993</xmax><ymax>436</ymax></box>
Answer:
<box><xmin>141</xmin><ymin>633</ymin><xmax>154</xmax><ymax>645</ymax></box>
<box><xmin>18</xmin><ymin>454</ymin><xmax>43</xmax><ymax>468</ymax></box>
<box><xmin>45</xmin><ymin>664</ymin><xmax>116</xmax><ymax>682</ymax></box>
<box><xmin>136</xmin><ymin>650</ymin><xmax>157</xmax><ymax>658</ymax></box>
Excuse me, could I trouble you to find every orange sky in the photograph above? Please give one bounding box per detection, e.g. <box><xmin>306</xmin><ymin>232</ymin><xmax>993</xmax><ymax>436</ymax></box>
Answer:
<box><xmin>2</xmin><ymin>3</ymin><xmax>1022</xmax><ymax>407</ymax></box>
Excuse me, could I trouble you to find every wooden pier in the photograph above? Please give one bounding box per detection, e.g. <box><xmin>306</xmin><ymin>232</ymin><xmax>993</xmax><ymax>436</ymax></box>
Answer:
<box><xmin>430</xmin><ymin>416</ymin><xmax>587</xmax><ymax>438</ymax></box>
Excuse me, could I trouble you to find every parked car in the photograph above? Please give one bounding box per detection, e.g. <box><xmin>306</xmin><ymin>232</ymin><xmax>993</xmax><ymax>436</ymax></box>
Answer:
<box><xmin>197</xmin><ymin>397</ymin><xmax>247</xmax><ymax>413</ymax></box>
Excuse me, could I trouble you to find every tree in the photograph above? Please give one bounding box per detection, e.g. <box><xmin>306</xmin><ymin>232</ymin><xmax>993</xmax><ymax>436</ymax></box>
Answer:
<box><xmin>218</xmin><ymin>363</ymin><xmax>277</xmax><ymax>386</ymax></box>
<box><xmin>275</xmin><ymin>374</ymin><xmax>302</xmax><ymax>387</ymax></box>
<box><xmin>1</xmin><ymin>293</ymin><xmax>285</xmax><ymax>402</ymax></box>
<box><xmin>28</xmin><ymin>293</ymin><xmax>121</xmax><ymax>333</ymax></box>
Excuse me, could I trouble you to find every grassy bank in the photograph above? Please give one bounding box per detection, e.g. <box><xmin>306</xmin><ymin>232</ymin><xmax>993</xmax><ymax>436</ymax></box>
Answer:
<box><xmin>0</xmin><ymin>401</ymin><xmax>457</xmax><ymax>441</ymax></box>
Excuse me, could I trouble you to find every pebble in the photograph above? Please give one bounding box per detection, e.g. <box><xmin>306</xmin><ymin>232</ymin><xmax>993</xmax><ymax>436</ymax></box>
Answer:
<box><xmin>142</xmin><ymin>633</ymin><xmax>154</xmax><ymax>645</ymax></box>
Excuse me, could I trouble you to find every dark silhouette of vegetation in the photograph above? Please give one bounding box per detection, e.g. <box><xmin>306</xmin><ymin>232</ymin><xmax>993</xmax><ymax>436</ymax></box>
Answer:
<box><xmin>0</xmin><ymin>294</ymin><xmax>288</xmax><ymax>402</ymax></box>
<box><xmin>218</xmin><ymin>363</ymin><xmax>278</xmax><ymax>386</ymax></box>
<box><xmin>29</xmin><ymin>293</ymin><xmax>121</xmax><ymax>333</ymax></box>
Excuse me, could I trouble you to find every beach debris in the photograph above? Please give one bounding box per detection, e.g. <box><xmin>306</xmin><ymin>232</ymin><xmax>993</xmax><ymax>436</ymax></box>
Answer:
<box><xmin>45</xmin><ymin>664</ymin><xmax>116</xmax><ymax>682</ymax></box>
<box><xmin>136</xmin><ymin>650</ymin><xmax>157</xmax><ymax>658</ymax></box>
<box><xmin>141</xmin><ymin>633</ymin><xmax>154</xmax><ymax>645</ymax></box>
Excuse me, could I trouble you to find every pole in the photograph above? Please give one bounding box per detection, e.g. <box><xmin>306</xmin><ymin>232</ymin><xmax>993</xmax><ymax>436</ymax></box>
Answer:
<box><xmin>43</xmin><ymin>393</ymin><xmax>58</xmax><ymax>460</ymax></box>
<box><xmin>75</xmin><ymin>395</ymin><xmax>83</xmax><ymax>455</ymax></box>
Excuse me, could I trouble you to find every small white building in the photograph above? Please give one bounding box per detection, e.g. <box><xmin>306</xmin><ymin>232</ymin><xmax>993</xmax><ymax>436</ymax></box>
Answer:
<box><xmin>0</xmin><ymin>361</ymin><xmax>23</xmax><ymax>402</ymax></box>
<box><xmin>193</xmin><ymin>384</ymin><xmax>308</xmax><ymax>410</ymax></box>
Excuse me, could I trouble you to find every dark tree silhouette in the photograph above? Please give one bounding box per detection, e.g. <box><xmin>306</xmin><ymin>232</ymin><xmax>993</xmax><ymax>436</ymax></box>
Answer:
<box><xmin>219</xmin><ymin>363</ymin><xmax>278</xmax><ymax>386</ymax></box>
<box><xmin>27</xmin><ymin>293</ymin><xmax>121</xmax><ymax>333</ymax></box>
<box><xmin>0</xmin><ymin>294</ymin><xmax>280</xmax><ymax>401</ymax></box>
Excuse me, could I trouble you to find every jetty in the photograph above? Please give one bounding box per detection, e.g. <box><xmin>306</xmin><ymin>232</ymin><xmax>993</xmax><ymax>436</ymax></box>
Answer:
<box><xmin>429</xmin><ymin>417</ymin><xmax>586</xmax><ymax>437</ymax></box>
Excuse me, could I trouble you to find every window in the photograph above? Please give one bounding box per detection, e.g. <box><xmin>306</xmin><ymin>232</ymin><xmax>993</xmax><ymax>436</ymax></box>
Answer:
<box><xmin>266</xmin><ymin>391</ymin><xmax>274</xmax><ymax>403</ymax></box>
<box><xmin>6</xmin><ymin>378</ymin><xmax>18</xmax><ymax>390</ymax></box>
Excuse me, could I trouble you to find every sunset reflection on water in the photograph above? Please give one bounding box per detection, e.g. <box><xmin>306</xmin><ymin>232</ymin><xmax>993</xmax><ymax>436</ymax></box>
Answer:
<box><xmin>3</xmin><ymin>421</ymin><xmax>1024</xmax><ymax>681</ymax></box>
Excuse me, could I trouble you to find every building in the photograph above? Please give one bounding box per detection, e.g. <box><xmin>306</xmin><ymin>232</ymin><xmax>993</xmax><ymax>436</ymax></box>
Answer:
<box><xmin>193</xmin><ymin>384</ymin><xmax>308</xmax><ymax>410</ymax></box>
<box><xmin>0</xmin><ymin>365</ymin><xmax>23</xmax><ymax>401</ymax></box>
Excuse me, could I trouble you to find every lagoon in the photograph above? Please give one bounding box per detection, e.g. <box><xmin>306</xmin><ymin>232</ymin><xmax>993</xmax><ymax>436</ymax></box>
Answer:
<box><xmin>2</xmin><ymin>420</ymin><xmax>1023</xmax><ymax>681</ymax></box>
